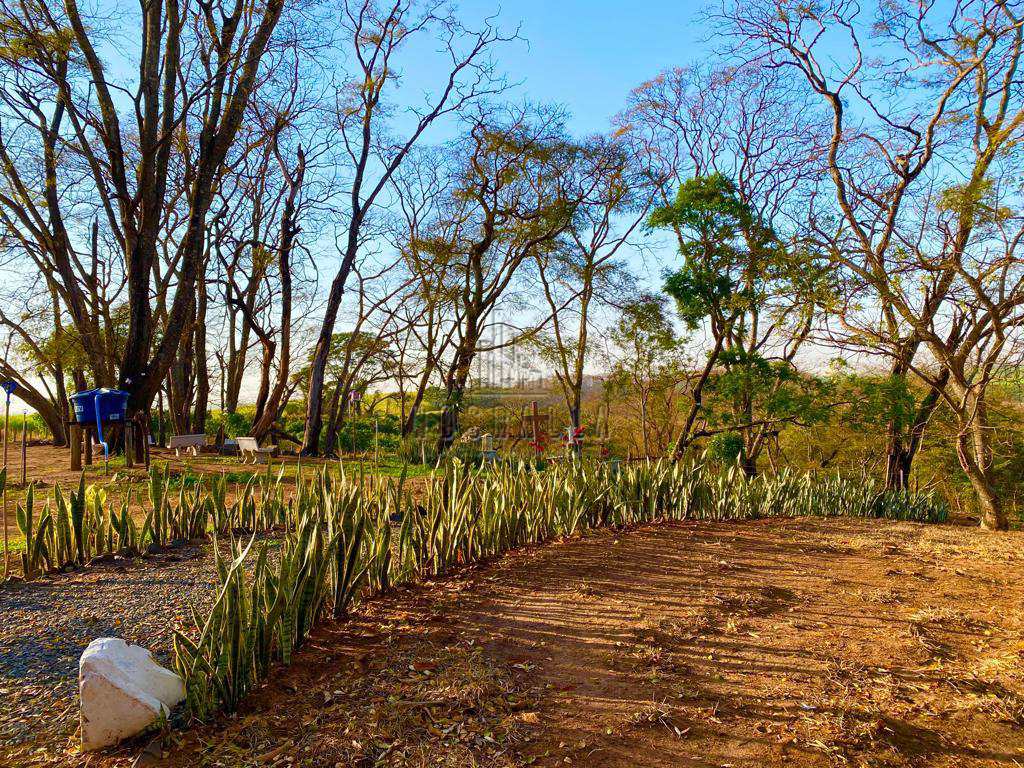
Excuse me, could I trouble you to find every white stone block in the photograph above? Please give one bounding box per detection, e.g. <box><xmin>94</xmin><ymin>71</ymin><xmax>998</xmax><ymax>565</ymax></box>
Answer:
<box><xmin>79</xmin><ymin>637</ymin><xmax>185</xmax><ymax>751</ymax></box>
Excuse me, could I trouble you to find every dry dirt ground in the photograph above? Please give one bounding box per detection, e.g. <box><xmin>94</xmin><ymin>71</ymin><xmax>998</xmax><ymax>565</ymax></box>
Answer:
<box><xmin>33</xmin><ymin>515</ymin><xmax>1018</xmax><ymax>768</ymax></box>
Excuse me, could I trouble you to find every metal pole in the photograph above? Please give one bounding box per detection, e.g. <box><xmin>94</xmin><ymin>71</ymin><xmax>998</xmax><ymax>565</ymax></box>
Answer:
<box><xmin>531</xmin><ymin>400</ymin><xmax>540</xmax><ymax>461</ymax></box>
<box><xmin>20</xmin><ymin>411</ymin><xmax>27</xmax><ymax>486</ymax></box>
<box><xmin>2</xmin><ymin>392</ymin><xmax>9</xmax><ymax>577</ymax></box>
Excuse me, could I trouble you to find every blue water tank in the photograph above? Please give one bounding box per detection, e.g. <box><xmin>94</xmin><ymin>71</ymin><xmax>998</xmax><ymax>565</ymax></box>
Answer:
<box><xmin>69</xmin><ymin>388</ymin><xmax>130</xmax><ymax>425</ymax></box>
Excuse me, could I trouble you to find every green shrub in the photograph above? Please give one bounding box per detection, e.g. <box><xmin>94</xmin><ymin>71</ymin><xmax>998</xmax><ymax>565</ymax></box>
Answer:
<box><xmin>329</xmin><ymin>414</ymin><xmax>402</xmax><ymax>454</ymax></box>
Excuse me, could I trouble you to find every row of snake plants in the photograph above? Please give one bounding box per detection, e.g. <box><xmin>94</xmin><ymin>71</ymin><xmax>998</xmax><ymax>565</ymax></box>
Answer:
<box><xmin>12</xmin><ymin>464</ymin><xmax>288</xmax><ymax>579</ymax></box>
<box><xmin>170</xmin><ymin>459</ymin><xmax>946</xmax><ymax>718</ymax></box>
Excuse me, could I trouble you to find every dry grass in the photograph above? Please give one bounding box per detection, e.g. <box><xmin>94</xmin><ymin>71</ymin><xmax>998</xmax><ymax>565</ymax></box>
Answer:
<box><xmin>625</xmin><ymin>701</ymin><xmax>689</xmax><ymax>738</ymax></box>
<box><xmin>907</xmin><ymin>606</ymin><xmax>992</xmax><ymax>662</ymax></box>
<box><xmin>986</xmin><ymin>690</ymin><xmax>1024</xmax><ymax>726</ymax></box>
<box><xmin>863</xmin><ymin>586</ymin><xmax>905</xmax><ymax>605</ymax></box>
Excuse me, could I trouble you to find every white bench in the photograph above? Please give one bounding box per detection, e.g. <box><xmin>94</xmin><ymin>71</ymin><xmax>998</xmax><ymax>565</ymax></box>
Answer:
<box><xmin>236</xmin><ymin>437</ymin><xmax>274</xmax><ymax>464</ymax></box>
<box><xmin>168</xmin><ymin>434</ymin><xmax>206</xmax><ymax>457</ymax></box>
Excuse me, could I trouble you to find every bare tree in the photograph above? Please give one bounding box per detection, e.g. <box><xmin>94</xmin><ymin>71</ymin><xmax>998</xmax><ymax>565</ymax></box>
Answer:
<box><xmin>0</xmin><ymin>0</ymin><xmax>295</xmax><ymax>425</ymax></box>
<box><xmin>299</xmin><ymin>0</ymin><xmax>511</xmax><ymax>454</ymax></box>
<box><xmin>719</xmin><ymin>0</ymin><xmax>1024</xmax><ymax>526</ymax></box>
<box><xmin>388</xmin><ymin>147</ymin><xmax>461</xmax><ymax>437</ymax></box>
<box><xmin>407</xmin><ymin>106</ymin><xmax>584</xmax><ymax>454</ymax></box>
<box><xmin>319</xmin><ymin>261</ymin><xmax>413</xmax><ymax>454</ymax></box>
<box><xmin>533</xmin><ymin>135</ymin><xmax>652</xmax><ymax>447</ymax></box>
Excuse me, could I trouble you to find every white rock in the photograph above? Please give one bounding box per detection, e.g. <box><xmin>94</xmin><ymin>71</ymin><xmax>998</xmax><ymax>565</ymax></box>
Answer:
<box><xmin>79</xmin><ymin>637</ymin><xmax>185</xmax><ymax>751</ymax></box>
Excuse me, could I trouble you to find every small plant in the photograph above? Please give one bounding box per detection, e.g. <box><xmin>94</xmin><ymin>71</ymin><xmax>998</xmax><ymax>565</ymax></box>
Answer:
<box><xmin>16</xmin><ymin>484</ymin><xmax>51</xmax><ymax>578</ymax></box>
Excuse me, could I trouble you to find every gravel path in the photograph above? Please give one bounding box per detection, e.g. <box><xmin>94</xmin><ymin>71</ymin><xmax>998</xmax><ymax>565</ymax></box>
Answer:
<box><xmin>0</xmin><ymin>545</ymin><xmax>219</xmax><ymax>761</ymax></box>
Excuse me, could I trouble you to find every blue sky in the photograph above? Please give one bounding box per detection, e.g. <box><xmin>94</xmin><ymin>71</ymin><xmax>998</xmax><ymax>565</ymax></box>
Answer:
<box><xmin>385</xmin><ymin>1</ymin><xmax>708</xmax><ymax>288</ymax></box>
<box><xmin>404</xmin><ymin>1</ymin><xmax>707</xmax><ymax>136</ymax></box>
<box><xmin>491</xmin><ymin>1</ymin><xmax>705</xmax><ymax>133</ymax></box>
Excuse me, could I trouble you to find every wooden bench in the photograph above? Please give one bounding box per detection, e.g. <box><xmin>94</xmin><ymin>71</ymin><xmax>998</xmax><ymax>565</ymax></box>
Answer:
<box><xmin>237</xmin><ymin>437</ymin><xmax>274</xmax><ymax>464</ymax></box>
<box><xmin>168</xmin><ymin>434</ymin><xmax>206</xmax><ymax>457</ymax></box>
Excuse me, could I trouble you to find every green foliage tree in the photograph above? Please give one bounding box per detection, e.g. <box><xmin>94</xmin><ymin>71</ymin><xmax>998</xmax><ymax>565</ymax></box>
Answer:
<box><xmin>292</xmin><ymin>332</ymin><xmax>395</xmax><ymax>454</ymax></box>
<box><xmin>649</xmin><ymin>174</ymin><xmax>828</xmax><ymax>474</ymax></box>
<box><xmin>606</xmin><ymin>296</ymin><xmax>689</xmax><ymax>456</ymax></box>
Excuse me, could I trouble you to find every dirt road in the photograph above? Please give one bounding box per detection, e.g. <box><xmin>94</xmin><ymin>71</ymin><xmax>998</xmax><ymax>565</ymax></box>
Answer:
<box><xmin>140</xmin><ymin>516</ymin><xmax>1024</xmax><ymax>768</ymax></box>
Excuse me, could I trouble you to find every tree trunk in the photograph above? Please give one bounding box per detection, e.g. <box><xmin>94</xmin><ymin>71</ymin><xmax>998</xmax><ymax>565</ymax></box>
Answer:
<box><xmin>301</xmin><ymin>230</ymin><xmax>360</xmax><ymax>455</ymax></box>
<box><xmin>324</xmin><ymin>381</ymin><xmax>346</xmax><ymax>456</ymax></box>
<box><xmin>224</xmin><ymin>306</ymin><xmax>246</xmax><ymax>414</ymax></box>
<box><xmin>164</xmin><ymin>372</ymin><xmax>177</xmax><ymax>437</ymax></box>
<box><xmin>673</xmin><ymin>334</ymin><xmax>726</xmax><ymax>459</ymax></box>
<box><xmin>436</xmin><ymin>338</ymin><xmax>476</xmax><ymax>456</ymax></box>
<box><xmin>739</xmin><ymin>453</ymin><xmax>757</xmax><ymax>479</ymax></box>
<box><xmin>956</xmin><ymin>397</ymin><xmax>1006</xmax><ymax>530</ymax></box>
<box><xmin>569</xmin><ymin>401</ymin><xmax>582</xmax><ymax>457</ymax></box>
<box><xmin>169</xmin><ymin>307</ymin><xmax>195</xmax><ymax>435</ymax></box>
<box><xmin>224</xmin><ymin>253</ymin><xmax>263</xmax><ymax>414</ymax></box>
<box><xmin>740</xmin><ymin>372</ymin><xmax>755</xmax><ymax>476</ymax></box>
<box><xmin>114</xmin><ymin>0</ymin><xmax>287</xmax><ymax>417</ymax></box>
<box><xmin>884</xmin><ymin>371</ymin><xmax>947</xmax><ymax>490</ymax></box>
<box><xmin>402</xmin><ymin>360</ymin><xmax>436</xmax><ymax>437</ymax></box>
<box><xmin>194</xmin><ymin>278</ymin><xmax>209</xmax><ymax>432</ymax></box>
<box><xmin>971</xmin><ymin>476</ymin><xmax>1004</xmax><ymax>531</ymax></box>
<box><xmin>252</xmin><ymin>340</ymin><xmax>273</xmax><ymax>426</ymax></box>
<box><xmin>302</xmin><ymin>324</ymin><xmax>335</xmax><ymax>455</ymax></box>
<box><xmin>639</xmin><ymin>389</ymin><xmax>650</xmax><ymax>457</ymax></box>
<box><xmin>568</xmin><ymin>279</ymin><xmax>591</xmax><ymax>458</ymax></box>
<box><xmin>49</xmin><ymin>286</ymin><xmax>71</xmax><ymax>429</ymax></box>
<box><xmin>248</xmin><ymin>141</ymin><xmax>302</xmax><ymax>442</ymax></box>
<box><xmin>54</xmin><ymin>366</ymin><xmax>70</xmax><ymax>432</ymax></box>
<box><xmin>157</xmin><ymin>387</ymin><xmax>166</xmax><ymax>447</ymax></box>
<box><xmin>884</xmin><ymin>435</ymin><xmax>913</xmax><ymax>491</ymax></box>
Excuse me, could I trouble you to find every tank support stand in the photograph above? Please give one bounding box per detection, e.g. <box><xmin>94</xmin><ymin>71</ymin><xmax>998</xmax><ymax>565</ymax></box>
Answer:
<box><xmin>69</xmin><ymin>417</ymin><xmax>150</xmax><ymax>471</ymax></box>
